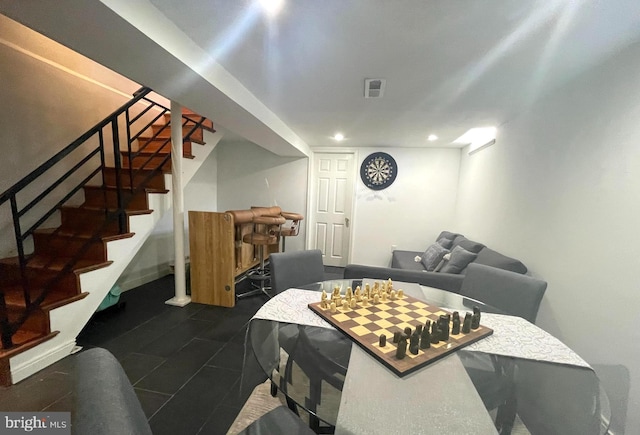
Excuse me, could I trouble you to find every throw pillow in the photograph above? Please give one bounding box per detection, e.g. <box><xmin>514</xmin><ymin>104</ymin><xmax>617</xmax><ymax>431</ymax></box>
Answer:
<box><xmin>457</xmin><ymin>238</ymin><xmax>485</xmax><ymax>254</ymax></box>
<box><xmin>433</xmin><ymin>252</ymin><xmax>451</xmax><ymax>272</ymax></box>
<box><xmin>436</xmin><ymin>237</ymin><xmax>453</xmax><ymax>249</ymax></box>
<box><xmin>439</xmin><ymin>246</ymin><xmax>478</xmax><ymax>274</ymax></box>
<box><xmin>420</xmin><ymin>243</ymin><xmax>450</xmax><ymax>272</ymax></box>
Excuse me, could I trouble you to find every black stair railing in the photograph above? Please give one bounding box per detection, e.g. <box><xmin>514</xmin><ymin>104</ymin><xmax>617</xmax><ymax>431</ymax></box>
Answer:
<box><xmin>0</xmin><ymin>86</ymin><xmax>206</xmax><ymax>349</ymax></box>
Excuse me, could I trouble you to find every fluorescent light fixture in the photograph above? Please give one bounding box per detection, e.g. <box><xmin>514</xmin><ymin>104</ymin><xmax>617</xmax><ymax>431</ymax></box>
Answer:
<box><xmin>453</xmin><ymin>127</ymin><xmax>497</xmax><ymax>155</ymax></box>
<box><xmin>427</xmin><ymin>134</ymin><xmax>438</xmax><ymax>141</ymax></box>
<box><xmin>333</xmin><ymin>133</ymin><xmax>345</xmax><ymax>141</ymax></box>
<box><xmin>259</xmin><ymin>0</ymin><xmax>284</xmax><ymax>16</ymax></box>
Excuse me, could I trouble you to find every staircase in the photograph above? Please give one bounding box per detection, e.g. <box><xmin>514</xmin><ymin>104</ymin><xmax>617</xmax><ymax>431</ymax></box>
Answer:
<box><xmin>0</xmin><ymin>89</ymin><xmax>216</xmax><ymax>386</ymax></box>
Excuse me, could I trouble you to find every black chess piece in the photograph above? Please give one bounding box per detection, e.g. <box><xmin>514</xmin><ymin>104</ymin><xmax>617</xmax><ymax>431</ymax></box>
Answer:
<box><xmin>430</xmin><ymin>322</ymin><xmax>440</xmax><ymax>344</ymax></box>
<box><xmin>396</xmin><ymin>337</ymin><xmax>407</xmax><ymax>359</ymax></box>
<box><xmin>462</xmin><ymin>313</ymin><xmax>472</xmax><ymax>333</ymax></box>
<box><xmin>471</xmin><ymin>306</ymin><xmax>481</xmax><ymax>329</ymax></box>
<box><xmin>438</xmin><ymin>315</ymin><xmax>450</xmax><ymax>341</ymax></box>
<box><xmin>420</xmin><ymin>329</ymin><xmax>431</xmax><ymax>349</ymax></box>
<box><xmin>379</xmin><ymin>334</ymin><xmax>387</xmax><ymax>347</ymax></box>
<box><xmin>452</xmin><ymin>317</ymin><xmax>461</xmax><ymax>335</ymax></box>
<box><xmin>393</xmin><ymin>331</ymin><xmax>401</xmax><ymax>343</ymax></box>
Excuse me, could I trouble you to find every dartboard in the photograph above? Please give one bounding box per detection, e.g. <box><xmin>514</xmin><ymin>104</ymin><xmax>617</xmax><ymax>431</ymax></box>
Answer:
<box><xmin>360</xmin><ymin>152</ymin><xmax>398</xmax><ymax>190</ymax></box>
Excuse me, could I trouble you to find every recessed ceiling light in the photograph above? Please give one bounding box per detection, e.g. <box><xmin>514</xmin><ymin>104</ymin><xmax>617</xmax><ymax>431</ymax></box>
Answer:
<box><xmin>427</xmin><ymin>134</ymin><xmax>438</xmax><ymax>141</ymax></box>
<box><xmin>333</xmin><ymin>133</ymin><xmax>345</xmax><ymax>141</ymax></box>
<box><xmin>259</xmin><ymin>0</ymin><xmax>284</xmax><ymax>16</ymax></box>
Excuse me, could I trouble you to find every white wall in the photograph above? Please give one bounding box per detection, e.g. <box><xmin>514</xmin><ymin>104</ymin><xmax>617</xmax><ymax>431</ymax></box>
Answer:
<box><xmin>117</xmin><ymin>135</ymin><xmax>220</xmax><ymax>290</ymax></box>
<box><xmin>454</xmin><ymin>40</ymin><xmax>640</xmax><ymax>433</ymax></box>
<box><xmin>216</xmin><ymin>140</ymin><xmax>309</xmax><ymax>252</ymax></box>
<box><xmin>350</xmin><ymin>148</ymin><xmax>461</xmax><ymax>266</ymax></box>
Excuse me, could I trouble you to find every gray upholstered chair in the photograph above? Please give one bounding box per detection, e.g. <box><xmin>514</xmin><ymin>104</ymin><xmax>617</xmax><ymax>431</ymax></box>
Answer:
<box><xmin>460</xmin><ymin>263</ymin><xmax>547</xmax><ymax>323</ymax></box>
<box><xmin>237</xmin><ymin>406</ymin><xmax>315</xmax><ymax>435</ymax></box>
<box><xmin>269</xmin><ymin>249</ymin><xmax>325</xmax><ymax>294</ymax></box>
<box><xmin>74</xmin><ymin>348</ymin><xmax>152</xmax><ymax>435</ymax></box>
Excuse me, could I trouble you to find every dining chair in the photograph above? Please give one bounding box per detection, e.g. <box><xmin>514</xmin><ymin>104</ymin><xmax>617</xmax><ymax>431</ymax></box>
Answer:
<box><xmin>515</xmin><ymin>360</ymin><xmax>602</xmax><ymax>435</ymax></box>
<box><xmin>269</xmin><ymin>249</ymin><xmax>325</xmax><ymax>294</ymax></box>
<box><xmin>236</xmin><ymin>405</ymin><xmax>315</xmax><ymax>435</ymax></box>
<box><xmin>459</xmin><ymin>263</ymin><xmax>547</xmax><ymax>323</ymax></box>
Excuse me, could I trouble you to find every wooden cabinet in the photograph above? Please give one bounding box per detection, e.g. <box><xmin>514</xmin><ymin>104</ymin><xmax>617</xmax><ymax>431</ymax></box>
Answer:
<box><xmin>188</xmin><ymin>210</ymin><xmax>280</xmax><ymax>307</ymax></box>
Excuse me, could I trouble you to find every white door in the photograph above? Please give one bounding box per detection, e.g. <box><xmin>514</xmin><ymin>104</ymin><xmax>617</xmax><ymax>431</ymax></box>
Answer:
<box><xmin>310</xmin><ymin>152</ymin><xmax>355</xmax><ymax>267</ymax></box>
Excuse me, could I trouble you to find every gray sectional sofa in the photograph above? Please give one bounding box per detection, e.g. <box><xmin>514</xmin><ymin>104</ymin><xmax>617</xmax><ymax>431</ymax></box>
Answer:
<box><xmin>352</xmin><ymin>231</ymin><xmax>528</xmax><ymax>294</ymax></box>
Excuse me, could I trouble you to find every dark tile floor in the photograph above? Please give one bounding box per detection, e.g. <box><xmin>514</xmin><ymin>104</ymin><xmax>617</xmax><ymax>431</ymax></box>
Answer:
<box><xmin>0</xmin><ymin>266</ymin><xmax>343</xmax><ymax>435</ymax></box>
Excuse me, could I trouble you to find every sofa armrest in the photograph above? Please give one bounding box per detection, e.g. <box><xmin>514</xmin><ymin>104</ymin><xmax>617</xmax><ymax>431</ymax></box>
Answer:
<box><xmin>73</xmin><ymin>348</ymin><xmax>152</xmax><ymax>435</ymax></box>
<box><xmin>344</xmin><ymin>264</ymin><xmax>464</xmax><ymax>293</ymax></box>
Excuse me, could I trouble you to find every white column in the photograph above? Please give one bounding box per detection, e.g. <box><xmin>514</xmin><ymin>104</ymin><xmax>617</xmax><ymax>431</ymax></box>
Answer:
<box><xmin>165</xmin><ymin>101</ymin><xmax>191</xmax><ymax>307</ymax></box>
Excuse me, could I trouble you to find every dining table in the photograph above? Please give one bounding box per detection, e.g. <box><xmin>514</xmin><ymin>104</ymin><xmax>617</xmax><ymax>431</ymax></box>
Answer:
<box><xmin>246</xmin><ymin>278</ymin><xmax>610</xmax><ymax>435</ymax></box>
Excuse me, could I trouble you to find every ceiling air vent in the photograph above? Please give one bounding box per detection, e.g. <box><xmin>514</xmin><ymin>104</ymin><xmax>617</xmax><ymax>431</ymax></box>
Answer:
<box><xmin>364</xmin><ymin>78</ymin><xmax>386</xmax><ymax>98</ymax></box>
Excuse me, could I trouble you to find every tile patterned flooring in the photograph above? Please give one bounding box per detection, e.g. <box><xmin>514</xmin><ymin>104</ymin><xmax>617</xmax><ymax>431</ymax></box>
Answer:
<box><xmin>0</xmin><ymin>268</ymin><xmax>343</xmax><ymax>434</ymax></box>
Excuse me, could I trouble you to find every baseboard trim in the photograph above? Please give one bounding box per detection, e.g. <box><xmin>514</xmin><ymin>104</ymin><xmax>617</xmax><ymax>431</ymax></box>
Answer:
<box><xmin>118</xmin><ymin>265</ymin><xmax>172</xmax><ymax>291</ymax></box>
<box><xmin>10</xmin><ymin>340</ymin><xmax>76</xmax><ymax>384</ymax></box>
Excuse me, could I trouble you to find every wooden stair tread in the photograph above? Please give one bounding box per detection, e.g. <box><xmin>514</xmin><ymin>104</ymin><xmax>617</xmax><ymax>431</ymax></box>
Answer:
<box><xmin>62</xmin><ymin>204</ymin><xmax>155</xmax><ymax>214</ymax></box>
<box><xmin>1</xmin><ymin>284</ymin><xmax>87</xmax><ymax>311</ymax></box>
<box><xmin>0</xmin><ymin>331</ymin><xmax>58</xmax><ymax>359</ymax></box>
<box><xmin>34</xmin><ymin>227</ymin><xmax>135</xmax><ymax>242</ymax></box>
<box><xmin>0</xmin><ymin>255</ymin><xmax>113</xmax><ymax>273</ymax></box>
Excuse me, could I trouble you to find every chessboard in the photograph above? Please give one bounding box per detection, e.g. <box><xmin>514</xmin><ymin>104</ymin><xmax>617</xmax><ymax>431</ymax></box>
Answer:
<box><xmin>308</xmin><ymin>283</ymin><xmax>493</xmax><ymax>377</ymax></box>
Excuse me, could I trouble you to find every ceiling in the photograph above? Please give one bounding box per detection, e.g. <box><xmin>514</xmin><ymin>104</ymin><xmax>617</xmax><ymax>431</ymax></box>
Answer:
<box><xmin>146</xmin><ymin>0</ymin><xmax>640</xmax><ymax>149</ymax></box>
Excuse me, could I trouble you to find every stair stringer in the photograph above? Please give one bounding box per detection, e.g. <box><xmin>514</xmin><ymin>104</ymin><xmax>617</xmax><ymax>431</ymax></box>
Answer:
<box><xmin>8</xmin><ymin>191</ymin><xmax>172</xmax><ymax>383</ymax></box>
<box><xmin>6</xmin><ymin>128</ymin><xmax>221</xmax><ymax>384</ymax></box>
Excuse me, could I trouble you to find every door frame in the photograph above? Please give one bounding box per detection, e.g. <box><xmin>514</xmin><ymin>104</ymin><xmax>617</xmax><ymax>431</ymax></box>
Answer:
<box><xmin>306</xmin><ymin>148</ymin><xmax>358</xmax><ymax>266</ymax></box>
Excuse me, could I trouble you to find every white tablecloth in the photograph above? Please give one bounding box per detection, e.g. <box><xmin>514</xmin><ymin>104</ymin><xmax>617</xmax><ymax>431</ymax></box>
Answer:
<box><xmin>253</xmin><ymin>288</ymin><xmax>589</xmax><ymax>368</ymax></box>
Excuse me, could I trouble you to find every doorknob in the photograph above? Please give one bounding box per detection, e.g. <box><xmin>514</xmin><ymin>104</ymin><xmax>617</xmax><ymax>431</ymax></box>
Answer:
<box><xmin>345</xmin><ymin>217</ymin><xmax>350</xmax><ymax>228</ymax></box>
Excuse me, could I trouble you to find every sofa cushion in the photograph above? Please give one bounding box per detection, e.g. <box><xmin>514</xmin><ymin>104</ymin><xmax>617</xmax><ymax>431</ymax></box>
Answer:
<box><xmin>440</xmin><ymin>246</ymin><xmax>478</xmax><ymax>274</ymax></box>
<box><xmin>391</xmin><ymin>250</ymin><xmax>425</xmax><ymax>270</ymax></box>
<box><xmin>436</xmin><ymin>237</ymin><xmax>453</xmax><ymax>249</ymax></box>
<box><xmin>475</xmin><ymin>247</ymin><xmax>528</xmax><ymax>274</ymax></box>
<box><xmin>451</xmin><ymin>235</ymin><xmax>467</xmax><ymax>248</ymax></box>
<box><xmin>420</xmin><ymin>243</ymin><xmax>450</xmax><ymax>271</ymax></box>
<box><xmin>458</xmin><ymin>238</ymin><xmax>485</xmax><ymax>254</ymax></box>
<box><xmin>437</xmin><ymin>231</ymin><xmax>460</xmax><ymax>241</ymax></box>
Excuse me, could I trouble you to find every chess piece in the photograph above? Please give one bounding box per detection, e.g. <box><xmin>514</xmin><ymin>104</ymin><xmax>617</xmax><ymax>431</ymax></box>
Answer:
<box><xmin>350</xmin><ymin>298</ymin><xmax>357</xmax><ymax>309</ymax></box>
<box><xmin>393</xmin><ymin>331</ymin><xmax>401</xmax><ymax>344</ymax></box>
<box><xmin>373</xmin><ymin>294</ymin><xmax>379</xmax><ymax>304</ymax></box>
<box><xmin>389</xmin><ymin>290</ymin><xmax>396</xmax><ymax>300</ymax></box>
<box><xmin>381</xmin><ymin>291</ymin><xmax>387</xmax><ymax>302</ymax></box>
<box><xmin>330</xmin><ymin>302</ymin><xmax>337</xmax><ymax>313</ymax></box>
<box><xmin>321</xmin><ymin>289</ymin><xmax>327</xmax><ymax>302</ymax></box>
<box><xmin>409</xmin><ymin>343</ymin><xmax>419</xmax><ymax>355</ymax></box>
<box><xmin>439</xmin><ymin>315</ymin><xmax>450</xmax><ymax>341</ymax></box>
<box><xmin>462</xmin><ymin>313</ymin><xmax>472</xmax><ymax>333</ymax></box>
<box><xmin>396</xmin><ymin>337</ymin><xmax>407</xmax><ymax>359</ymax></box>
<box><xmin>471</xmin><ymin>306</ymin><xmax>481</xmax><ymax>329</ymax></box>
<box><xmin>379</xmin><ymin>334</ymin><xmax>386</xmax><ymax>347</ymax></box>
<box><xmin>397</xmin><ymin>289</ymin><xmax>404</xmax><ymax>298</ymax></box>
<box><xmin>420</xmin><ymin>329</ymin><xmax>431</xmax><ymax>349</ymax></box>
<box><xmin>404</xmin><ymin>327</ymin><xmax>412</xmax><ymax>336</ymax></box>
<box><xmin>452</xmin><ymin>316</ymin><xmax>461</xmax><ymax>335</ymax></box>
<box><xmin>321</xmin><ymin>300</ymin><xmax>328</xmax><ymax>309</ymax></box>
<box><xmin>346</xmin><ymin>287</ymin><xmax>353</xmax><ymax>300</ymax></box>
<box><xmin>430</xmin><ymin>322</ymin><xmax>440</xmax><ymax>344</ymax></box>
<box><xmin>410</xmin><ymin>331</ymin><xmax>420</xmax><ymax>349</ymax></box>
<box><xmin>415</xmin><ymin>324</ymin><xmax>423</xmax><ymax>336</ymax></box>
<box><xmin>342</xmin><ymin>300</ymin><xmax>349</xmax><ymax>311</ymax></box>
